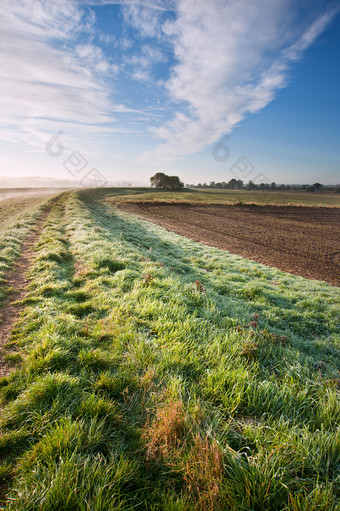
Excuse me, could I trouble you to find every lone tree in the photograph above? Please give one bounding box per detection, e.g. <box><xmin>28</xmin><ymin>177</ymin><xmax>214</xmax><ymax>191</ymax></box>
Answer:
<box><xmin>150</xmin><ymin>172</ymin><xmax>184</xmax><ymax>191</ymax></box>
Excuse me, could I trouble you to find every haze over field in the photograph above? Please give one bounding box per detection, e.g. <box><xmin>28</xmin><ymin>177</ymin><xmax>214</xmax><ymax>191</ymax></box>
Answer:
<box><xmin>0</xmin><ymin>1</ymin><xmax>339</xmax><ymax>185</ymax></box>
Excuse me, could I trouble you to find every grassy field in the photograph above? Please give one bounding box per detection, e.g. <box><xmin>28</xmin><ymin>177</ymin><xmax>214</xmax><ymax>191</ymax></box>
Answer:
<box><xmin>0</xmin><ymin>188</ymin><xmax>339</xmax><ymax>510</ymax></box>
<box><xmin>104</xmin><ymin>187</ymin><xmax>340</xmax><ymax>207</ymax></box>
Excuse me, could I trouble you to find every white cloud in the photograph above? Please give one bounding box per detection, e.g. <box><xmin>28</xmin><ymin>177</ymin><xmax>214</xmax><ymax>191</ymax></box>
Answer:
<box><xmin>75</xmin><ymin>44</ymin><xmax>112</xmax><ymax>73</ymax></box>
<box><xmin>84</xmin><ymin>0</ymin><xmax>175</xmax><ymax>14</ymax></box>
<box><xmin>99</xmin><ymin>32</ymin><xmax>116</xmax><ymax>45</ymax></box>
<box><xmin>0</xmin><ymin>0</ymin><xmax>123</xmax><ymax>153</ymax></box>
<box><xmin>0</xmin><ymin>0</ymin><xmax>337</xmax><ymax>177</ymax></box>
<box><xmin>119</xmin><ymin>37</ymin><xmax>133</xmax><ymax>51</ymax></box>
<box><xmin>123</xmin><ymin>43</ymin><xmax>168</xmax><ymax>84</ymax></box>
<box><xmin>136</xmin><ymin>0</ymin><xmax>338</xmax><ymax>163</ymax></box>
<box><xmin>121</xmin><ymin>4</ymin><xmax>164</xmax><ymax>38</ymax></box>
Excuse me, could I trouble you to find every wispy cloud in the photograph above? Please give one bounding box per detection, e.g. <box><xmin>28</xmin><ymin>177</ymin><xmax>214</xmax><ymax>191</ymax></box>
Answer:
<box><xmin>136</xmin><ymin>0</ymin><xmax>338</xmax><ymax>163</ymax></box>
<box><xmin>121</xmin><ymin>3</ymin><xmax>170</xmax><ymax>38</ymax></box>
<box><xmin>0</xmin><ymin>0</ymin><xmax>162</xmax><ymax>155</ymax></box>
<box><xmin>0</xmin><ymin>0</ymin><xmax>337</xmax><ymax>176</ymax></box>
<box><xmin>0</xmin><ymin>0</ymin><xmax>117</xmax><ymax>149</ymax></box>
<box><xmin>81</xmin><ymin>0</ymin><xmax>175</xmax><ymax>13</ymax></box>
<box><xmin>122</xmin><ymin>43</ymin><xmax>168</xmax><ymax>84</ymax></box>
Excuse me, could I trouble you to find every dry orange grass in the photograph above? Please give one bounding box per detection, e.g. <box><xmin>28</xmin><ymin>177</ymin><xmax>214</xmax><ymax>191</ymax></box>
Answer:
<box><xmin>73</xmin><ymin>261</ymin><xmax>91</xmax><ymax>280</ymax></box>
<box><xmin>182</xmin><ymin>434</ymin><xmax>224</xmax><ymax>511</ymax></box>
<box><xmin>143</xmin><ymin>399</ymin><xmax>186</xmax><ymax>462</ymax></box>
<box><xmin>143</xmin><ymin>399</ymin><xmax>224</xmax><ymax>510</ymax></box>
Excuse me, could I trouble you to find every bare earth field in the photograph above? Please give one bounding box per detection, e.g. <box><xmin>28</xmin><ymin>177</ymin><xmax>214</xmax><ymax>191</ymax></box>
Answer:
<box><xmin>119</xmin><ymin>202</ymin><xmax>340</xmax><ymax>286</ymax></box>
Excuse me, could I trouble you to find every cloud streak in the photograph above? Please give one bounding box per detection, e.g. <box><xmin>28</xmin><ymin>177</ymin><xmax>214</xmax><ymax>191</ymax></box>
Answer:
<box><xmin>136</xmin><ymin>0</ymin><xmax>338</xmax><ymax>163</ymax></box>
<box><xmin>81</xmin><ymin>0</ymin><xmax>175</xmax><ymax>12</ymax></box>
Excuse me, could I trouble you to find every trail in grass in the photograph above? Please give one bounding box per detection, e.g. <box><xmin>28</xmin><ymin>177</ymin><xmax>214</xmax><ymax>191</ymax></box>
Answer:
<box><xmin>0</xmin><ymin>201</ymin><xmax>56</xmax><ymax>378</ymax></box>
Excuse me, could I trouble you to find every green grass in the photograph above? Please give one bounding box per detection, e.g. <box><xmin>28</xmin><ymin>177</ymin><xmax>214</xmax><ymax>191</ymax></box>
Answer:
<box><xmin>103</xmin><ymin>187</ymin><xmax>340</xmax><ymax>207</ymax></box>
<box><xmin>0</xmin><ymin>194</ymin><xmax>57</xmax><ymax>304</ymax></box>
<box><xmin>0</xmin><ymin>188</ymin><xmax>339</xmax><ymax>510</ymax></box>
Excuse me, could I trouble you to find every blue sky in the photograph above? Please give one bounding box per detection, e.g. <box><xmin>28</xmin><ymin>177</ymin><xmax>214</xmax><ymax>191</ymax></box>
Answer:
<box><xmin>0</xmin><ymin>0</ymin><xmax>339</xmax><ymax>185</ymax></box>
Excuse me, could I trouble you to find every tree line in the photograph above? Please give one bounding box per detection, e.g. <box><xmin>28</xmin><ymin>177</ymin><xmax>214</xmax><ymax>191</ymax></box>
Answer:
<box><xmin>150</xmin><ymin>173</ymin><xmax>337</xmax><ymax>193</ymax></box>
<box><xmin>188</xmin><ymin>180</ymin><xmax>326</xmax><ymax>192</ymax></box>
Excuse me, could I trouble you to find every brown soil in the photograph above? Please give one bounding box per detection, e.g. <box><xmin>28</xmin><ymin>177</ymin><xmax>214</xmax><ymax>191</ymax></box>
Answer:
<box><xmin>0</xmin><ymin>203</ymin><xmax>54</xmax><ymax>379</ymax></box>
<box><xmin>119</xmin><ymin>203</ymin><xmax>340</xmax><ymax>286</ymax></box>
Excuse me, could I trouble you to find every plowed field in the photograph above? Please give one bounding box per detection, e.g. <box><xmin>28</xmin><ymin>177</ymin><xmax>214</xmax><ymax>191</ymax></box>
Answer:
<box><xmin>119</xmin><ymin>203</ymin><xmax>340</xmax><ymax>286</ymax></box>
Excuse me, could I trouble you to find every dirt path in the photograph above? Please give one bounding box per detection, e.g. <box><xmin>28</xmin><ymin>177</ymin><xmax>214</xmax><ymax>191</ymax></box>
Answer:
<box><xmin>0</xmin><ymin>203</ymin><xmax>54</xmax><ymax>378</ymax></box>
<box><xmin>119</xmin><ymin>203</ymin><xmax>340</xmax><ymax>286</ymax></box>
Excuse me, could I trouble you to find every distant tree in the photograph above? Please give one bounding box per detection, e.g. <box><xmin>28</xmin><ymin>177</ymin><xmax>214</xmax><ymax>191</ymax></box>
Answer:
<box><xmin>246</xmin><ymin>180</ymin><xmax>256</xmax><ymax>190</ymax></box>
<box><xmin>168</xmin><ymin>175</ymin><xmax>184</xmax><ymax>190</ymax></box>
<box><xmin>335</xmin><ymin>187</ymin><xmax>340</xmax><ymax>194</ymax></box>
<box><xmin>227</xmin><ymin>178</ymin><xmax>237</xmax><ymax>189</ymax></box>
<box><xmin>313</xmin><ymin>183</ymin><xmax>323</xmax><ymax>190</ymax></box>
<box><xmin>270</xmin><ymin>182</ymin><xmax>276</xmax><ymax>189</ymax></box>
<box><xmin>236</xmin><ymin>179</ymin><xmax>244</xmax><ymax>189</ymax></box>
<box><xmin>307</xmin><ymin>186</ymin><xmax>315</xmax><ymax>192</ymax></box>
<box><xmin>150</xmin><ymin>172</ymin><xmax>184</xmax><ymax>191</ymax></box>
<box><xmin>150</xmin><ymin>172</ymin><xmax>167</xmax><ymax>188</ymax></box>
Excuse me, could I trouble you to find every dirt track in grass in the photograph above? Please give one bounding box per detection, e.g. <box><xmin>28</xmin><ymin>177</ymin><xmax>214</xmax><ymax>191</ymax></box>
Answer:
<box><xmin>119</xmin><ymin>203</ymin><xmax>340</xmax><ymax>286</ymax></box>
<box><xmin>0</xmin><ymin>203</ymin><xmax>55</xmax><ymax>379</ymax></box>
